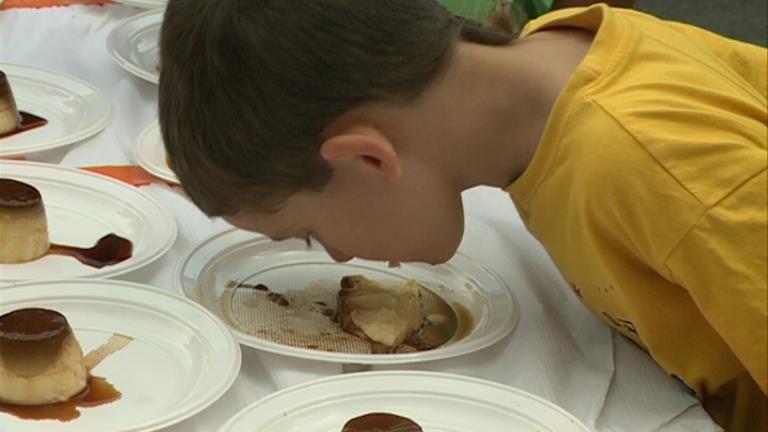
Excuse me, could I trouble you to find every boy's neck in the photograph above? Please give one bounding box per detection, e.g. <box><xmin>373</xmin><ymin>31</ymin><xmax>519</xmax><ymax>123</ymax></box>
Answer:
<box><xmin>392</xmin><ymin>28</ymin><xmax>594</xmax><ymax>192</ymax></box>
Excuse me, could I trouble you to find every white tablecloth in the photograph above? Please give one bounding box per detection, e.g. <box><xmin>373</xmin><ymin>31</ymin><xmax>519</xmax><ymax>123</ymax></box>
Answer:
<box><xmin>0</xmin><ymin>5</ymin><xmax>722</xmax><ymax>432</ymax></box>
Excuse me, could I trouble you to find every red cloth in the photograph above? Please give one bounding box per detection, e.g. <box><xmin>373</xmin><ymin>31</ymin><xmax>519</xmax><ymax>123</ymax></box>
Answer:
<box><xmin>80</xmin><ymin>165</ymin><xmax>178</xmax><ymax>187</ymax></box>
<box><xmin>1</xmin><ymin>0</ymin><xmax>111</xmax><ymax>9</ymax></box>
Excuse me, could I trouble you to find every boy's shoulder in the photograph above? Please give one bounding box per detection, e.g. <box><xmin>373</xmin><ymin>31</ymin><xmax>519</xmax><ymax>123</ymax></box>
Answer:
<box><xmin>586</xmin><ymin>84</ymin><xmax>766</xmax><ymax>209</ymax></box>
<box><xmin>558</xmin><ymin>8</ymin><xmax>768</xmax><ymax>208</ymax></box>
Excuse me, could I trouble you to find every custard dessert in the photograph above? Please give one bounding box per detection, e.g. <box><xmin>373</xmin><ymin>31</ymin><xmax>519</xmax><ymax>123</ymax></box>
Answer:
<box><xmin>0</xmin><ymin>308</ymin><xmax>87</xmax><ymax>405</ymax></box>
<box><xmin>0</xmin><ymin>71</ymin><xmax>20</xmax><ymax>136</ymax></box>
<box><xmin>0</xmin><ymin>178</ymin><xmax>50</xmax><ymax>263</ymax></box>
<box><xmin>337</xmin><ymin>275</ymin><xmax>421</xmax><ymax>353</ymax></box>
<box><xmin>342</xmin><ymin>413</ymin><xmax>423</xmax><ymax>432</ymax></box>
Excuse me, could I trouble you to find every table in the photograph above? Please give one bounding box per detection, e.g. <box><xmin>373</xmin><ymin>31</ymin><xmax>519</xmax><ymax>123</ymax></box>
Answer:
<box><xmin>0</xmin><ymin>5</ymin><xmax>722</xmax><ymax>431</ymax></box>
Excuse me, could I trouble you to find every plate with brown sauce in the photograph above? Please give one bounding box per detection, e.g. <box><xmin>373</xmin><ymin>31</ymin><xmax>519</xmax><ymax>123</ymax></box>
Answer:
<box><xmin>0</xmin><ymin>279</ymin><xmax>241</xmax><ymax>432</ymax></box>
<box><xmin>175</xmin><ymin>228</ymin><xmax>519</xmax><ymax>364</ymax></box>
<box><xmin>217</xmin><ymin>371</ymin><xmax>591</xmax><ymax>432</ymax></box>
<box><xmin>0</xmin><ymin>161</ymin><xmax>177</xmax><ymax>284</ymax></box>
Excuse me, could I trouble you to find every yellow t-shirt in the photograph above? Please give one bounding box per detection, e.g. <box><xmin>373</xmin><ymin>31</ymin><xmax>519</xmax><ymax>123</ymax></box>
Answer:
<box><xmin>506</xmin><ymin>5</ymin><xmax>767</xmax><ymax>431</ymax></box>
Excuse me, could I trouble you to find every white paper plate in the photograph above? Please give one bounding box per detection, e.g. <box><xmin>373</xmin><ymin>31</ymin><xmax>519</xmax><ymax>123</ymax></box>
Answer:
<box><xmin>114</xmin><ymin>0</ymin><xmax>166</xmax><ymax>8</ymax></box>
<box><xmin>106</xmin><ymin>10</ymin><xmax>162</xmax><ymax>84</ymax></box>
<box><xmin>176</xmin><ymin>229</ymin><xmax>519</xmax><ymax>365</ymax></box>
<box><xmin>0</xmin><ymin>64</ymin><xmax>111</xmax><ymax>158</ymax></box>
<box><xmin>218</xmin><ymin>371</ymin><xmax>590</xmax><ymax>432</ymax></box>
<box><xmin>0</xmin><ymin>161</ymin><xmax>177</xmax><ymax>284</ymax></box>
<box><xmin>0</xmin><ymin>279</ymin><xmax>241</xmax><ymax>432</ymax></box>
<box><xmin>133</xmin><ymin>120</ymin><xmax>178</xmax><ymax>184</ymax></box>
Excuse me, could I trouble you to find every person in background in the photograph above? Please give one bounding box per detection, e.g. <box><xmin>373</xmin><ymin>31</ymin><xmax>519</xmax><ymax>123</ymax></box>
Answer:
<box><xmin>440</xmin><ymin>0</ymin><xmax>636</xmax><ymax>35</ymax></box>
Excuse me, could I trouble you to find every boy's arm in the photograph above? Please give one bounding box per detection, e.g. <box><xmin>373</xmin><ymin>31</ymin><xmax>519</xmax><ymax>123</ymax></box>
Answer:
<box><xmin>665</xmin><ymin>170</ymin><xmax>768</xmax><ymax>394</ymax></box>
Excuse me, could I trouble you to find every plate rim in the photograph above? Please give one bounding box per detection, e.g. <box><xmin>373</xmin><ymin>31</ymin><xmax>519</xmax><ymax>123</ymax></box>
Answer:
<box><xmin>0</xmin><ymin>278</ymin><xmax>242</xmax><ymax>432</ymax></box>
<box><xmin>106</xmin><ymin>9</ymin><xmax>163</xmax><ymax>84</ymax></box>
<box><xmin>133</xmin><ymin>119</ymin><xmax>179</xmax><ymax>184</ymax></box>
<box><xmin>113</xmin><ymin>0</ymin><xmax>167</xmax><ymax>9</ymax></box>
<box><xmin>216</xmin><ymin>370</ymin><xmax>591</xmax><ymax>432</ymax></box>
<box><xmin>0</xmin><ymin>160</ymin><xmax>178</xmax><ymax>284</ymax></box>
<box><xmin>175</xmin><ymin>228</ymin><xmax>520</xmax><ymax>365</ymax></box>
<box><xmin>0</xmin><ymin>63</ymin><xmax>113</xmax><ymax>157</ymax></box>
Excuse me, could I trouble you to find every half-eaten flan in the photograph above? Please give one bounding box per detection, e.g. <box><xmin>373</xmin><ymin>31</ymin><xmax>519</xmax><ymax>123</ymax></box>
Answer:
<box><xmin>337</xmin><ymin>275</ymin><xmax>422</xmax><ymax>353</ymax></box>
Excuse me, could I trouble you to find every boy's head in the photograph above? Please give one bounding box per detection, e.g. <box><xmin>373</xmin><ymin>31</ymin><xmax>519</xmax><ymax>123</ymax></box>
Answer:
<box><xmin>159</xmin><ymin>0</ymin><xmax>509</xmax><ymax>263</ymax></box>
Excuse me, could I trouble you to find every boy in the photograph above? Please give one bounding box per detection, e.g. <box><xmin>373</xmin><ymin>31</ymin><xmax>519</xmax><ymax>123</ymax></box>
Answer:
<box><xmin>158</xmin><ymin>1</ymin><xmax>767</xmax><ymax>430</ymax></box>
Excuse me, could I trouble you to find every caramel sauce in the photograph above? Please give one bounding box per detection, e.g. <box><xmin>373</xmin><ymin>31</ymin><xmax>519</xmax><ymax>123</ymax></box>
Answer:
<box><xmin>230</xmin><ymin>282</ymin><xmax>290</xmax><ymax>307</ymax></box>
<box><xmin>0</xmin><ymin>178</ymin><xmax>42</xmax><ymax>207</ymax></box>
<box><xmin>228</xmin><ymin>281</ymin><xmax>268</xmax><ymax>292</ymax></box>
<box><xmin>450</xmin><ymin>302</ymin><xmax>475</xmax><ymax>342</ymax></box>
<box><xmin>0</xmin><ymin>308</ymin><xmax>68</xmax><ymax>341</ymax></box>
<box><xmin>342</xmin><ymin>413</ymin><xmax>423</xmax><ymax>432</ymax></box>
<box><xmin>0</xmin><ymin>376</ymin><xmax>120</xmax><ymax>422</ymax></box>
<box><xmin>0</xmin><ymin>112</ymin><xmax>47</xmax><ymax>139</ymax></box>
<box><xmin>0</xmin><ymin>309</ymin><xmax>70</xmax><ymax>372</ymax></box>
<box><xmin>407</xmin><ymin>299</ymin><xmax>474</xmax><ymax>351</ymax></box>
<box><xmin>267</xmin><ymin>292</ymin><xmax>290</xmax><ymax>307</ymax></box>
<box><xmin>48</xmin><ymin>234</ymin><xmax>133</xmax><ymax>269</ymax></box>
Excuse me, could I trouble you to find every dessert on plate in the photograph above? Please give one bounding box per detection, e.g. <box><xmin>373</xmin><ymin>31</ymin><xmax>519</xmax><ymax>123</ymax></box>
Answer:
<box><xmin>342</xmin><ymin>413</ymin><xmax>423</xmax><ymax>432</ymax></box>
<box><xmin>0</xmin><ymin>71</ymin><xmax>20</xmax><ymax>136</ymax></box>
<box><xmin>0</xmin><ymin>308</ymin><xmax>87</xmax><ymax>405</ymax></box>
<box><xmin>0</xmin><ymin>178</ymin><xmax>50</xmax><ymax>263</ymax></box>
<box><xmin>0</xmin><ymin>177</ymin><xmax>134</xmax><ymax>268</ymax></box>
<box><xmin>337</xmin><ymin>275</ymin><xmax>422</xmax><ymax>353</ymax></box>
<box><xmin>0</xmin><ymin>70</ymin><xmax>46</xmax><ymax>138</ymax></box>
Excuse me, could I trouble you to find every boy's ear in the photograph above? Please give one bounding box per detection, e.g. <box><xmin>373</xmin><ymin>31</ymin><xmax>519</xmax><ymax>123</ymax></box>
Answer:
<box><xmin>320</xmin><ymin>126</ymin><xmax>402</xmax><ymax>180</ymax></box>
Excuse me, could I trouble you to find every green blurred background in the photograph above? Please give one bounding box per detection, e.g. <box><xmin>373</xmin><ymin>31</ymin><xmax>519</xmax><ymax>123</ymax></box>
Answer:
<box><xmin>637</xmin><ymin>0</ymin><xmax>766</xmax><ymax>46</ymax></box>
<box><xmin>439</xmin><ymin>0</ymin><xmax>767</xmax><ymax>46</ymax></box>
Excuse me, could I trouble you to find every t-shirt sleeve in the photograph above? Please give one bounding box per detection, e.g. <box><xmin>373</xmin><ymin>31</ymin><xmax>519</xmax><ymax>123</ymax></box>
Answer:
<box><xmin>666</xmin><ymin>21</ymin><xmax>768</xmax><ymax>99</ymax></box>
<box><xmin>665</xmin><ymin>169</ymin><xmax>768</xmax><ymax>394</ymax></box>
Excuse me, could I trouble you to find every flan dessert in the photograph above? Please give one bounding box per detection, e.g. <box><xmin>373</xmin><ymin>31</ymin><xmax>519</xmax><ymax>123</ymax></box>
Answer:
<box><xmin>337</xmin><ymin>275</ymin><xmax>422</xmax><ymax>353</ymax></box>
<box><xmin>0</xmin><ymin>71</ymin><xmax>21</xmax><ymax>136</ymax></box>
<box><xmin>0</xmin><ymin>308</ymin><xmax>87</xmax><ymax>405</ymax></box>
<box><xmin>342</xmin><ymin>413</ymin><xmax>423</xmax><ymax>432</ymax></box>
<box><xmin>0</xmin><ymin>178</ymin><xmax>50</xmax><ymax>263</ymax></box>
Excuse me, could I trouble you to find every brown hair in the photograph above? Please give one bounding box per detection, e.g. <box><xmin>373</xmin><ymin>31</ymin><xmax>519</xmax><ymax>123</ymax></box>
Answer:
<box><xmin>159</xmin><ymin>0</ymin><xmax>511</xmax><ymax>216</ymax></box>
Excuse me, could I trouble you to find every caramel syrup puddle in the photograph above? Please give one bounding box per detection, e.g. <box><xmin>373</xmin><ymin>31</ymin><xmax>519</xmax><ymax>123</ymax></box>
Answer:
<box><xmin>0</xmin><ymin>112</ymin><xmax>48</xmax><ymax>139</ymax></box>
<box><xmin>0</xmin><ymin>376</ymin><xmax>120</xmax><ymax>421</ymax></box>
<box><xmin>0</xmin><ymin>334</ymin><xmax>133</xmax><ymax>422</ymax></box>
<box><xmin>48</xmin><ymin>234</ymin><xmax>133</xmax><ymax>269</ymax></box>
